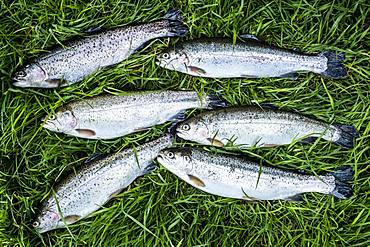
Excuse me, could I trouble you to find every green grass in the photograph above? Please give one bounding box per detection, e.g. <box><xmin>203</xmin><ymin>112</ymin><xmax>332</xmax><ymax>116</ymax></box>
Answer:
<box><xmin>1</xmin><ymin>0</ymin><xmax>369</xmax><ymax>246</ymax></box>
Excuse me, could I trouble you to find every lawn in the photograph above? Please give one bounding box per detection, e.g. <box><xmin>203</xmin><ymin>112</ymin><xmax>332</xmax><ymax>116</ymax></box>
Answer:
<box><xmin>0</xmin><ymin>0</ymin><xmax>369</xmax><ymax>246</ymax></box>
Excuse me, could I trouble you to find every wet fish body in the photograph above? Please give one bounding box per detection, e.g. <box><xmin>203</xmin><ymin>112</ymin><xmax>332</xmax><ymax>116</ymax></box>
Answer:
<box><xmin>43</xmin><ymin>91</ymin><xmax>225</xmax><ymax>139</ymax></box>
<box><xmin>13</xmin><ymin>10</ymin><xmax>188</xmax><ymax>88</ymax></box>
<box><xmin>34</xmin><ymin>134</ymin><xmax>173</xmax><ymax>233</ymax></box>
<box><xmin>156</xmin><ymin>38</ymin><xmax>346</xmax><ymax>79</ymax></box>
<box><xmin>176</xmin><ymin>106</ymin><xmax>358</xmax><ymax>148</ymax></box>
<box><xmin>157</xmin><ymin>148</ymin><xmax>353</xmax><ymax>201</ymax></box>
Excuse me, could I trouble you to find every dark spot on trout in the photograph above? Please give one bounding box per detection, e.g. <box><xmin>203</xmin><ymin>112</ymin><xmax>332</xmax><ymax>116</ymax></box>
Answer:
<box><xmin>64</xmin><ymin>215</ymin><xmax>81</xmax><ymax>224</ymax></box>
<box><xmin>188</xmin><ymin>66</ymin><xmax>206</xmax><ymax>75</ymax></box>
<box><xmin>207</xmin><ymin>138</ymin><xmax>224</xmax><ymax>147</ymax></box>
<box><xmin>76</xmin><ymin>128</ymin><xmax>96</xmax><ymax>137</ymax></box>
<box><xmin>188</xmin><ymin>174</ymin><xmax>205</xmax><ymax>187</ymax></box>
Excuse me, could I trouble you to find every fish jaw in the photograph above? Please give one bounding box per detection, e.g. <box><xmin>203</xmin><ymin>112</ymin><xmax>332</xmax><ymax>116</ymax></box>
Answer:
<box><xmin>12</xmin><ymin>63</ymin><xmax>56</xmax><ymax>88</ymax></box>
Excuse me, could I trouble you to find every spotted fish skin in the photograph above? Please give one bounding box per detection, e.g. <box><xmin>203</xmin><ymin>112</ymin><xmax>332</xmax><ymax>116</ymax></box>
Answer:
<box><xmin>156</xmin><ymin>38</ymin><xmax>346</xmax><ymax>79</ymax></box>
<box><xmin>176</xmin><ymin>106</ymin><xmax>358</xmax><ymax>148</ymax></box>
<box><xmin>43</xmin><ymin>91</ymin><xmax>225</xmax><ymax>139</ymax></box>
<box><xmin>13</xmin><ymin>9</ymin><xmax>188</xmax><ymax>88</ymax></box>
<box><xmin>157</xmin><ymin>148</ymin><xmax>353</xmax><ymax>201</ymax></box>
<box><xmin>33</xmin><ymin>134</ymin><xmax>173</xmax><ymax>233</ymax></box>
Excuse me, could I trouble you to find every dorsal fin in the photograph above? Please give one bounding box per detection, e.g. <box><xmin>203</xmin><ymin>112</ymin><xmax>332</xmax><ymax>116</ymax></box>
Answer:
<box><xmin>239</xmin><ymin>34</ymin><xmax>260</xmax><ymax>41</ymax></box>
<box><xmin>84</xmin><ymin>152</ymin><xmax>104</xmax><ymax>164</ymax></box>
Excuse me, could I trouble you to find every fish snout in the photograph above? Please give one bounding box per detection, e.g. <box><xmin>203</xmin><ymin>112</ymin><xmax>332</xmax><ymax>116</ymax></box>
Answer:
<box><xmin>13</xmin><ymin>80</ymin><xmax>30</xmax><ymax>87</ymax></box>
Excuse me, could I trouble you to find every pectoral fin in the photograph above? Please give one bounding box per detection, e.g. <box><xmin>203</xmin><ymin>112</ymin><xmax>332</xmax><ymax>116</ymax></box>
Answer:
<box><xmin>64</xmin><ymin>215</ymin><xmax>81</xmax><ymax>224</ymax></box>
<box><xmin>188</xmin><ymin>66</ymin><xmax>206</xmax><ymax>75</ymax></box>
<box><xmin>207</xmin><ymin>138</ymin><xmax>224</xmax><ymax>147</ymax></box>
<box><xmin>188</xmin><ymin>174</ymin><xmax>205</xmax><ymax>187</ymax></box>
<box><xmin>76</xmin><ymin>128</ymin><xmax>96</xmax><ymax>137</ymax></box>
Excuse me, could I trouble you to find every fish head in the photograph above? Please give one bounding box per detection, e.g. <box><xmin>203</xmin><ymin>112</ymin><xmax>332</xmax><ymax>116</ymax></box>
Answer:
<box><xmin>157</xmin><ymin>148</ymin><xmax>193</xmax><ymax>175</ymax></box>
<box><xmin>156</xmin><ymin>48</ymin><xmax>189</xmax><ymax>73</ymax></box>
<box><xmin>176</xmin><ymin>118</ymin><xmax>210</xmax><ymax>145</ymax></box>
<box><xmin>13</xmin><ymin>63</ymin><xmax>55</xmax><ymax>88</ymax></box>
<box><xmin>33</xmin><ymin>209</ymin><xmax>63</xmax><ymax>233</ymax></box>
<box><xmin>43</xmin><ymin>108</ymin><xmax>78</xmax><ymax>134</ymax></box>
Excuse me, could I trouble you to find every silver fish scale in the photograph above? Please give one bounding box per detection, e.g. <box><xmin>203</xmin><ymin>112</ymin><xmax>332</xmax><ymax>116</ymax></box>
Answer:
<box><xmin>184</xmin><ymin>149</ymin><xmax>335</xmax><ymax>200</ymax></box>
<box><xmin>36</xmin><ymin>134</ymin><xmax>173</xmax><ymax>233</ymax></box>
<box><xmin>183</xmin><ymin>39</ymin><xmax>323</xmax><ymax>68</ymax></box>
<box><xmin>160</xmin><ymin>38</ymin><xmax>328</xmax><ymax>78</ymax></box>
<box><xmin>68</xmin><ymin>91</ymin><xmax>209</xmax><ymax>110</ymax></box>
<box><xmin>45</xmin><ymin>91</ymin><xmax>214</xmax><ymax>139</ymax></box>
<box><xmin>38</xmin><ymin>21</ymin><xmax>176</xmax><ymax>85</ymax></box>
<box><xmin>181</xmin><ymin>107</ymin><xmax>339</xmax><ymax>147</ymax></box>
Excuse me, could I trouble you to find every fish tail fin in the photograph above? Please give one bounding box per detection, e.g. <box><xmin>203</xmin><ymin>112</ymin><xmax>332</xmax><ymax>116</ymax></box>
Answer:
<box><xmin>206</xmin><ymin>92</ymin><xmax>227</xmax><ymax>109</ymax></box>
<box><xmin>163</xmin><ymin>9</ymin><xmax>188</xmax><ymax>37</ymax></box>
<box><xmin>319</xmin><ymin>51</ymin><xmax>347</xmax><ymax>79</ymax></box>
<box><xmin>329</xmin><ymin>167</ymin><xmax>354</xmax><ymax>199</ymax></box>
<box><xmin>163</xmin><ymin>9</ymin><xmax>182</xmax><ymax>21</ymax></box>
<box><xmin>333</xmin><ymin>124</ymin><xmax>359</xmax><ymax>148</ymax></box>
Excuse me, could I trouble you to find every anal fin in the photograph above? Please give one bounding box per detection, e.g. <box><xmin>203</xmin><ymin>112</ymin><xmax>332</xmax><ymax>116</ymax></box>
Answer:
<box><xmin>278</xmin><ymin>72</ymin><xmax>299</xmax><ymax>80</ymax></box>
<box><xmin>299</xmin><ymin>136</ymin><xmax>317</xmax><ymax>144</ymax></box>
<box><xmin>284</xmin><ymin>194</ymin><xmax>304</xmax><ymax>202</ymax></box>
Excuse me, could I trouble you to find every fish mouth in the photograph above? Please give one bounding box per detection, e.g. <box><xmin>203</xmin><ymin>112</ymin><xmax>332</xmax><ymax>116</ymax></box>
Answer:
<box><xmin>42</xmin><ymin>120</ymin><xmax>58</xmax><ymax>131</ymax></box>
<box><xmin>13</xmin><ymin>80</ymin><xmax>32</xmax><ymax>88</ymax></box>
<box><xmin>156</xmin><ymin>153</ymin><xmax>167</xmax><ymax>165</ymax></box>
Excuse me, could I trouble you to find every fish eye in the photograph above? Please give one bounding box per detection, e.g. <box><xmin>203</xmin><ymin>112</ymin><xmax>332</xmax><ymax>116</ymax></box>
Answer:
<box><xmin>49</xmin><ymin>115</ymin><xmax>56</xmax><ymax>121</ymax></box>
<box><xmin>161</xmin><ymin>53</ymin><xmax>170</xmax><ymax>59</ymax></box>
<box><xmin>15</xmin><ymin>71</ymin><xmax>27</xmax><ymax>78</ymax></box>
<box><xmin>181</xmin><ymin>124</ymin><xmax>190</xmax><ymax>131</ymax></box>
<box><xmin>167</xmin><ymin>151</ymin><xmax>175</xmax><ymax>159</ymax></box>
<box><xmin>32</xmin><ymin>221</ymin><xmax>40</xmax><ymax>228</ymax></box>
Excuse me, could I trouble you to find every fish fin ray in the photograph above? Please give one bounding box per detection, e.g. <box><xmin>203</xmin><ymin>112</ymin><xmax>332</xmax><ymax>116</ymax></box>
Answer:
<box><xmin>319</xmin><ymin>51</ymin><xmax>346</xmax><ymax>79</ymax></box>
<box><xmin>188</xmin><ymin>174</ymin><xmax>205</xmax><ymax>187</ymax></box>
<box><xmin>64</xmin><ymin>215</ymin><xmax>81</xmax><ymax>224</ymax></box>
<box><xmin>84</xmin><ymin>152</ymin><xmax>104</xmax><ymax>164</ymax></box>
<box><xmin>188</xmin><ymin>66</ymin><xmax>206</xmax><ymax>75</ymax></box>
<box><xmin>299</xmin><ymin>136</ymin><xmax>318</xmax><ymax>144</ymax></box>
<box><xmin>278</xmin><ymin>72</ymin><xmax>299</xmax><ymax>79</ymax></box>
<box><xmin>141</xmin><ymin>162</ymin><xmax>157</xmax><ymax>175</ymax></box>
<box><xmin>332</xmin><ymin>124</ymin><xmax>359</xmax><ymax>148</ymax></box>
<box><xmin>206</xmin><ymin>137</ymin><xmax>225</xmax><ymax>147</ymax></box>
<box><xmin>163</xmin><ymin>9</ymin><xmax>188</xmax><ymax>37</ymax></box>
<box><xmin>260</xmin><ymin>103</ymin><xmax>279</xmax><ymax>110</ymax></box>
<box><xmin>206</xmin><ymin>92</ymin><xmax>227</xmax><ymax>108</ymax></box>
<box><xmin>76</xmin><ymin>128</ymin><xmax>96</xmax><ymax>137</ymax></box>
<box><xmin>82</xmin><ymin>25</ymin><xmax>103</xmax><ymax>34</ymax></box>
<box><xmin>284</xmin><ymin>194</ymin><xmax>304</xmax><ymax>202</ymax></box>
<box><xmin>239</xmin><ymin>34</ymin><xmax>260</xmax><ymax>41</ymax></box>
<box><xmin>169</xmin><ymin>111</ymin><xmax>186</xmax><ymax>122</ymax></box>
